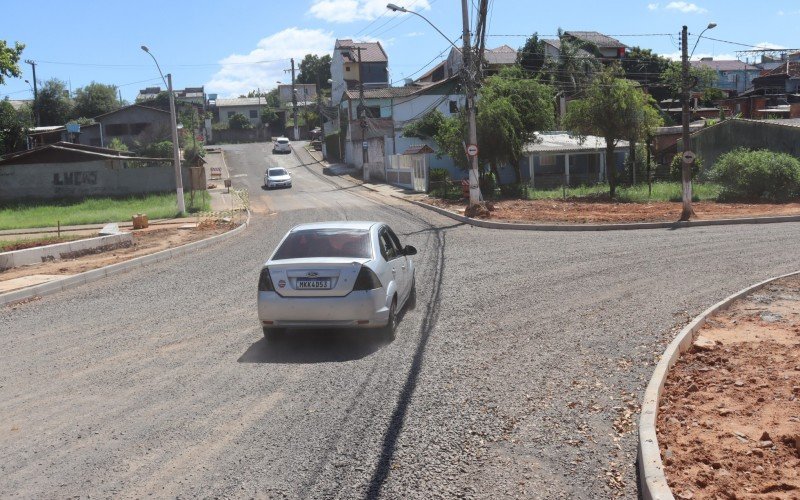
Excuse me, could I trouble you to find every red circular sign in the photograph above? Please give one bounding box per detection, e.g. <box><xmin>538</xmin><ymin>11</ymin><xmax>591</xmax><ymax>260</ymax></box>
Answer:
<box><xmin>466</xmin><ymin>144</ymin><xmax>479</xmax><ymax>157</ymax></box>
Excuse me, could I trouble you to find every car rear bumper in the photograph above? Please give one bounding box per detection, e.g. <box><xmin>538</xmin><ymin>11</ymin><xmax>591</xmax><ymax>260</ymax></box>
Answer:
<box><xmin>257</xmin><ymin>289</ymin><xmax>389</xmax><ymax>329</ymax></box>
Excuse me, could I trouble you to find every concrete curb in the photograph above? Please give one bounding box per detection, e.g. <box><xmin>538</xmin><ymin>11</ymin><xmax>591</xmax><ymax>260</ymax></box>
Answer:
<box><xmin>0</xmin><ymin>233</ymin><xmax>133</xmax><ymax>270</ymax></box>
<box><xmin>0</xmin><ymin>209</ymin><xmax>251</xmax><ymax>307</ymax></box>
<box><xmin>399</xmin><ymin>198</ymin><xmax>800</xmax><ymax>231</ymax></box>
<box><xmin>637</xmin><ymin>269</ymin><xmax>800</xmax><ymax>500</ymax></box>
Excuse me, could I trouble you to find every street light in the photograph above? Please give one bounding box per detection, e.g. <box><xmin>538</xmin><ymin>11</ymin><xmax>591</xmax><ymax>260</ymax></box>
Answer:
<box><xmin>141</xmin><ymin>45</ymin><xmax>186</xmax><ymax>215</ymax></box>
<box><xmin>690</xmin><ymin>22</ymin><xmax>717</xmax><ymax>59</ymax></box>
<box><xmin>386</xmin><ymin>2</ymin><xmax>480</xmax><ymax>206</ymax></box>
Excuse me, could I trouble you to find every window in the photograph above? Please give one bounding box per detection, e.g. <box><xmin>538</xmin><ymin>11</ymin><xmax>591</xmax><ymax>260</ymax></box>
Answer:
<box><xmin>345</xmin><ymin>66</ymin><xmax>351</xmax><ymax>72</ymax></box>
<box><xmin>449</xmin><ymin>100</ymin><xmax>459</xmax><ymax>114</ymax></box>
<box><xmin>379</xmin><ymin>229</ymin><xmax>398</xmax><ymax>260</ymax></box>
<box><xmin>539</xmin><ymin>155</ymin><xmax>556</xmax><ymax>166</ymax></box>
<box><xmin>249</xmin><ymin>109</ymin><xmax>258</xmax><ymax>119</ymax></box>
<box><xmin>386</xmin><ymin>227</ymin><xmax>404</xmax><ymax>254</ymax></box>
<box><xmin>105</xmin><ymin>124</ymin><xmax>127</xmax><ymax>136</ymax></box>
<box><xmin>227</xmin><ymin>111</ymin><xmax>235</xmax><ymax>118</ymax></box>
<box><xmin>129</xmin><ymin>123</ymin><xmax>148</xmax><ymax>135</ymax></box>
<box><xmin>272</xmin><ymin>229</ymin><xmax>371</xmax><ymax>260</ymax></box>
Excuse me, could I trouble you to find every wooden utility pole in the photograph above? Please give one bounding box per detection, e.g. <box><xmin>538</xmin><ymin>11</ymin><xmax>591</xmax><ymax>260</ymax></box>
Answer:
<box><xmin>291</xmin><ymin>58</ymin><xmax>299</xmax><ymax>140</ymax></box>
<box><xmin>25</xmin><ymin>60</ymin><xmax>39</xmax><ymax>126</ymax></box>
<box><xmin>461</xmin><ymin>0</ymin><xmax>481</xmax><ymax>206</ymax></box>
<box><xmin>680</xmin><ymin>25</ymin><xmax>695</xmax><ymax>221</ymax></box>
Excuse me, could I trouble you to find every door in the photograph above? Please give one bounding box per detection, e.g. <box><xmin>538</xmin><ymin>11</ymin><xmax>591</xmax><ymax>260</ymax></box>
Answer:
<box><xmin>412</xmin><ymin>155</ymin><xmax>428</xmax><ymax>192</ymax></box>
<box><xmin>378</xmin><ymin>227</ymin><xmax>407</xmax><ymax>305</ymax></box>
<box><xmin>385</xmin><ymin>226</ymin><xmax>409</xmax><ymax>304</ymax></box>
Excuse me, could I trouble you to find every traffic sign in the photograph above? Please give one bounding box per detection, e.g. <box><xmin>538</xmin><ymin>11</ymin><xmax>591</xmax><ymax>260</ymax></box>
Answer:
<box><xmin>466</xmin><ymin>144</ymin><xmax>479</xmax><ymax>157</ymax></box>
<box><xmin>682</xmin><ymin>150</ymin><xmax>696</xmax><ymax>163</ymax></box>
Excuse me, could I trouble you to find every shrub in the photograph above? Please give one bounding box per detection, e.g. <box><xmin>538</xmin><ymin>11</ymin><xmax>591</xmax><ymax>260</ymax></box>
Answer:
<box><xmin>138</xmin><ymin>140</ymin><xmax>173</xmax><ymax>158</ymax></box>
<box><xmin>428</xmin><ymin>168</ymin><xmax>451</xmax><ymax>196</ymax></box>
<box><xmin>480</xmin><ymin>172</ymin><xmax>497</xmax><ymax>198</ymax></box>
<box><xmin>499</xmin><ymin>182</ymin><xmax>526</xmax><ymax>198</ymax></box>
<box><xmin>710</xmin><ymin>148</ymin><xmax>800</xmax><ymax>202</ymax></box>
<box><xmin>228</xmin><ymin>113</ymin><xmax>252</xmax><ymax>130</ymax></box>
<box><xmin>669</xmin><ymin>153</ymin><xmax>703</xmax><ymax>181</ymax></box>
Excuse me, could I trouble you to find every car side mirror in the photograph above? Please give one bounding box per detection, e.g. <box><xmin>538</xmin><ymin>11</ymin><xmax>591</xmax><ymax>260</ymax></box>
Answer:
<box><xmin>403</xmin><ymin>245</ymin><xmax>417</xmax><ymax>256</ymax></box>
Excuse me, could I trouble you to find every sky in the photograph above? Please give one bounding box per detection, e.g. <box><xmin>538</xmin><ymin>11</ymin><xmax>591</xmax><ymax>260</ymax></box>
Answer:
<box><xmin>1</xmin><ymin>0</ymin><xmax>798</xmax><ymax>103</ymax></box>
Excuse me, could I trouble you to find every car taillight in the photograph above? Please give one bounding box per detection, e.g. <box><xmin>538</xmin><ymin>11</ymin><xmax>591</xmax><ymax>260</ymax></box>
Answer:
<box><xmin>258</xmin><ymin>268</ymin><xmax>275</xmax><ymax>291</ymax></box>
<box><xmin>353</xmin><ymin>265</ymin><xmax>382</xmax><ymax>291</ymax></box>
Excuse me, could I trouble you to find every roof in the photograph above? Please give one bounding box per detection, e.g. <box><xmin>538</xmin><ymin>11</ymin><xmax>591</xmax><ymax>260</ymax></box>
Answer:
<box><xmin>343</xmin><ymin>75</ymin><xmax>458</xmax><ymax>100</ymax></box>
<box><xmin>93</xmin><ymin>103</ymin><xmax>170</xmax><ymax>120</ymax></box>
<box><xmin>7</xmin><ymin>99</ymin><xmax>32</xmax><ymax>111</ymax></box>
<box><xmin>290</xmin><ymin>221</ymin><xmax>378</xmax><ymax>232</ymax></box>
<box><xmin>542</xmin><ymin>39</ymin><xmax>594</xmax><ymax>59</ymax></box>
<box><xmin>335</xmin><ymin>39</ymin><xmax>388</xmax><ymax>63</ymax></box>
<box><xmin>484</xmin><ymin>45</ymin><xmax>517</xmax><ymax>65</ymax></box>
<box><xmin>402</xmin><ymin>144</ymin><xmax>435</xmax><ymax>155</ymax></box>
<box><xmin>758</xmin><ymin>61</ymin><xmax>800</xmax><ymax>78</ymax></box>
<box><xmin>0</xmin><ymin>141</ymin><xmax>147</xmax><ymax>166</ymax></box>
<box><xmin>691</xmin><ymin>59</ymin><xmax>760</xmax><ymax>72</ymax></box>
<box><xmin>761</xmin><ymin>117</ymin><xmax>800</xmax><ymax>128</ymax></box>
<box><xmin>215</xmin><ymin>97</ymin><xmax>266</xmax><ymax>107</ymax></box>
<box><xmin>524</xmin><ymin>132</ymin><xmax>629</xmax><ymax>153</ymax></box>
<box><xmin>565</xmin><ymin>31</ymin><xmax>627</xmax><ymax>49</ymax></box>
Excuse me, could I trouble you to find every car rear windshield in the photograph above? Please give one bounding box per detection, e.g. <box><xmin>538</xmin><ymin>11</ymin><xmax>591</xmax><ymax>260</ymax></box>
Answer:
<box><xmin>277</xmin><ymin>139</ymin><xmax>289</xmax><ymax>144</ymax></box>
<box><xmin>268</xmin><ymin>168</ymin><xmax>288</xmax><ymax>176</ymax></box>
<box><xmin>272</xmin><ymin>229</ymin><xmax>372</xmax><ymax>260</ymax></box>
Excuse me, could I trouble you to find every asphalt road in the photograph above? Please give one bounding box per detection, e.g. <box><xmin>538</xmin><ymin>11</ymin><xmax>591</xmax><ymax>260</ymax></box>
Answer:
<box><xmin>2</xmin><ymin>142</ymin><xmax>800</xmax><ymax>499</ymax></box>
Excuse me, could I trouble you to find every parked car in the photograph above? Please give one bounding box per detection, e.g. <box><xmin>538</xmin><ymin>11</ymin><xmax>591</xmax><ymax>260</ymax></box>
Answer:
<box><xmin>273</xmin><ymin>137</ymin><xmax>291</xmax><ymax>154</ymax></box>
<box><xmin>257</xmin><ymin>221</ymin><xmax>417</xmax><ymax>340</ymax></box>
<box><xmin>264</xmin><ymin>167</ymin><xmax>292</xmax><ymax>189</ymax></box>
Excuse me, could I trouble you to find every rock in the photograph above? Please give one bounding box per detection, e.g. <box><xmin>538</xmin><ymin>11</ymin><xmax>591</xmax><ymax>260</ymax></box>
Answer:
<box><xmin>759</xmin><ymin>431</ymin><xmax>771</xmax><ymax>441</ymax></box>
<box><xmin>676</xmin><ymin>491</ymin><xmax>694</xmax><ymax>500</ymax></box>
<box><xmin>756</xmin><ymin>440</ymin><xmax>774</xmax><ymax>448</ymax></box>
<box><xmin>688</xmin><ymin>384</ymin><xmax>699</xmax><ymax>392</ymax></box>
<box><xmin>99</xmin><ymin>223</ymin><xmax>121</xmax><ymax>235</ymax></box>
<box><xmin>752</xmin><ymin>448</ymin><xmax>764</xmax><ymax>457</ymax></box>
<box><xmin>718</xmin><ymin>408</ymin><xmax>733</xmax><ymax>416</ymax></box>
<box><xmin>734</xmin><ymin>380</ymin><xmax>745</xmax><ymax>387</ymax></box>
<box><xmin>693</xmin><ymin>335</ymin><xmax>716</xmax><ymax>351</ymax></box>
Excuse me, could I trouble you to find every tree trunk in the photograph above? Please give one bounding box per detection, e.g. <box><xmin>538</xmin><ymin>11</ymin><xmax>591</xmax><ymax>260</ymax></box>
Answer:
<box><xmin>629</xmin><ymin>140</ymin><xmax>636</xmax><ymax>185</ymax></box>
<box><xmin>606</xmin><ymin>143</ymin><xmax>617</xmax><ymax>199</ymax></box>
<box><xmin>512</xmin><ymin>160</ymin><xmax>522</xmax><ymax>184</ymax></box>
<box><xmin>491</xmin><ymin>162</ymin><xmax>500</xmax><ymax>184</ymax></box>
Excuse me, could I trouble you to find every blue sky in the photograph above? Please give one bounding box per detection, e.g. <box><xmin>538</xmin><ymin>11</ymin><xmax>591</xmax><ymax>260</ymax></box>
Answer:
<box><xmin>2</xmin><ymin>0</ymin><xmax>798</xmax><ymax>103</ymax></box>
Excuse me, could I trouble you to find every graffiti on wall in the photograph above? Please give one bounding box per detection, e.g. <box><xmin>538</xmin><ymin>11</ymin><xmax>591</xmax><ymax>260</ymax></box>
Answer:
<box><xmin>53</xmin><ymin>171</ymin><xmax>98</xmax><ymax>186</ymax></box>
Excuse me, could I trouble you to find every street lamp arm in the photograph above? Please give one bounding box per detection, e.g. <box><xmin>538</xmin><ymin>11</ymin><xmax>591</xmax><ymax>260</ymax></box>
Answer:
<box><xmin>386</xmin><ymin>4</ymin><xmax>461</xmax><ymax>54</ymax></box>
<box><xmin>689</xmin><ymin>23</ymin><xmax>717</xmax><ymax>60</ymax></box>
<box><xmin>141</xmin><ymin>46</ymin><xmax>168</xmax><ymax>87</ymax></box>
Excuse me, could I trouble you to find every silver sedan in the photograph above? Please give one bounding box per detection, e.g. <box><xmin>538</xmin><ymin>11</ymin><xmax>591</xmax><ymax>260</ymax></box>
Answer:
<box><xmin>257</xmin><ymin>221</ymin><xmax>417</xmax><ymax>340</ymax></box>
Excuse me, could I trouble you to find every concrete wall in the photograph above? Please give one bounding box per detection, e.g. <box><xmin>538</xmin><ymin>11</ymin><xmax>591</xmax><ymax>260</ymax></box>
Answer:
<box><xmin>688</xmin><ymin>119</ymin><xmax>800</xmax><ymax>169</ymax></box>
<box><xmin>0</xmin><ymin>159</ymin><xmax>191</xmax><ymax>201</ymax></box>
<box><xmin>0</xmin><ymin>233</ymin><xmax>132</xmax><ymax>271</ymax></box>
<box><xmin>210</xmin><ymin>128</ymin><xmax>271</xmax><ymax>144</ymax></box>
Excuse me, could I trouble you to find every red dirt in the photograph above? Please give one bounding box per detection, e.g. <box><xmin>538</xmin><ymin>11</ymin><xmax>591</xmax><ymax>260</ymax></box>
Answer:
<box><xmin>657</xmin><ymin>275</ymin><xmax>800</xmax><ymax>499</ymax></box>
<box><xmin>424</xmin><ymin>198</ymin><xmax>800</xmax><ymax>224</ymax></box>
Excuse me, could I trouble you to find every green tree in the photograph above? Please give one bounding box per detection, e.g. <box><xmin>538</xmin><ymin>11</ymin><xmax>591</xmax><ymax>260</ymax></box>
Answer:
<box><xmin>138</xmin><ymin>140</ymin><xmax>173</xmax><ymax>158</ymax></box>
<box><xmin>621</xmin><ymin>46</ymin><xmax>670</xmax><ymax>86</ymax></box>
<box><xmin>518</xmin><ymin>33</ymin><xmax>547</xmax><ymax>76</ymax></box>
<box><xmin>297</xmin><ymin>54</ymin><xmax>332</xmax><ymax>89</ymax></box>
<box><xmin>402</xmin><ymin>109</ymin><xmax>445</xmax><ymax>140</ymax></box>
<box><xmin>478</xmin><ymin>66</ymin><xmax>555</xmax><ymax>182</ymax></box>
<box><xmin>542</xmin><ymin>29</ymin><xmax>601</xmax><ymax>95</ymax></box>
<box><xmin>563</xmin><ymin>65</ymin><xmax>663</xmax><ymax>198</ymax></box>
<box><xmin>35</xmin><ymin>78</ymin><xmax>73</xmax><ymax>126</ymax></box>
<box><xmin>107</xmin><ymin>137</ymin><xmax>129</xmax><ymax>152</ymax></box>
<box><xmin>660</xmin><ymin>61</ymin><xmax>717</xmax><ymax>101</ymax></box>
<box><xmin>228</xmin><ymin>112</ymin><xmax>251</xmax><ymax>130</ymax></box>
<box><xmin>73</xmin><ymin>81</ymin><xmax>120</xmax><ymax>119</ymax></box>
<box><xmin>0</xmin><ymin>40</ymin><xmax>25</xmax><ymax>85</ymax></box>
<box><xmin>0</xmin><ymin>99</ymin><xmax>28</xmax><ymax>155</ymax></box>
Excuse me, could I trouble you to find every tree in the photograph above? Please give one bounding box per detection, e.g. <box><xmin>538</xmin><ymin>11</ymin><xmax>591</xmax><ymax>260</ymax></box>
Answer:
<box><xmin>297</xmin><ymin>54</ymin><xmax>332</xmax><ymax>89</ymax></box>
<box><xmin>478</xmin><ymin>66</ymin><xmax>555</xmax><ymax>182</ymax></box>
<box><xmin>73</xmin><ymin>82</ymin><xmax>120</xmax><ymax>119</ymax></box>
<box><xmin>621</xmin><ymin>46</ymin><xmax>670</xmax><ymax>86</ymax></box>
<box><xmin>542</xmin><ymin>29</ymin><xmax>601</xmax><ymax>96</ymax></box>
<box><xmin>0</xmin><ymin>99</ymin><xmax>28</xmax><ymax>155</ymax></box>
<box><xmin>35</xmin><ymin>78</ymin><xmax>73</xmax><ymax>126</ymax></box>
<box><xmin>0</xmin><ymin>40</ymin><xmax>24</xmax><ymax>85</ymax></box>
<box><xmin>661</xmin><ymin>61</ymin><xmax>716</xmax><ymax>101</ymax></box>
<box><xmin>563</xmin><ymin>65</ymin><xmax>662</xmax><ymax>198</ymax></box>
<box><xmin>228</xmin><ymin>112</ymin><xmax>251</xmax><ymax>130</ymax></box>
<box><xmin>402</xmin><ymin>109</ymin><xmax>445</xmax><ymax>140</ymax></box>
<box><xmin>518</xmin><ymin>33</ymin><xmax>547</xmax><ymax>76</ymax></box>
<box><xmin>107</xmin><ymin>137</ymin><xmax>129</xmax><ymax>152</ymax></box>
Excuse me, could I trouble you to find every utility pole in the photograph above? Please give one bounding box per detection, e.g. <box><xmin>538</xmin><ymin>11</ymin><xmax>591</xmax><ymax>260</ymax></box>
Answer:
<box><xmin>118</xmin><ymin>88</ymin><xmax>123</xmax><ymax>106</ymax></box>
<box><xmin>680</xmin><ymin>25</ymin><xmax>694</xmax><ymax>221</ymax></box>
<box><xmin>167</xmin><ymin>73</ymin><xmax>186</xmax><ymax>214</ymax></box>
<box><xmin>461</xmin><ymin>0</ymin><xmax>481</xmax><ymax>205</ymax></box>
<box><xmin>291</xmin><ymin>58</ymin><xmax>299</xmax><ymax>141</ymax></box>
<box><xmin>317</xmin><ymin>76</ymin><xmax>325</xmax><ymax>158</ymax></box>
<box><xmin>357</xmin><ymin>46</ymin><xmax>368</xmax><ymax>169</ymax></box>
<box><xmin>25</xmin><ymin>60</ymin><xmax>39</xmax><ymax>126</ymax></box>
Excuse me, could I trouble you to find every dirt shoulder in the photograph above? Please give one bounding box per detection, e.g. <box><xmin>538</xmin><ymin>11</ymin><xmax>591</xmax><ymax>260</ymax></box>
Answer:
<box><xmin>424</xmin><ymin>198</ymin><xmax>800</xmax><ymax>224</ymax></box>
<box><xmin>0</xmin><ymin>218</ymin><xmax>240</xmax><ymax>289</ymax></box>
<box><xmin>657</xmin><ymin>275</ymin><xmax>800</xmax><ymax>499</ymax></box>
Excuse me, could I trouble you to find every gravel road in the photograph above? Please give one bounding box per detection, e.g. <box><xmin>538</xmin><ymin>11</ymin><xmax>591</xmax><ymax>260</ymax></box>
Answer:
<box><xmin>2</xmin><ymin>142</ymin><xmax>800</xmax><ymax>499</ymax></box>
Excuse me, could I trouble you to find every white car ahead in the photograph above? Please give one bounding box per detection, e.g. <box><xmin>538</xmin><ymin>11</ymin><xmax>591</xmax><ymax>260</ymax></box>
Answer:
<box><xmin>264</xmin><ymin>167</ymin><xmax>292</xmax><ymax>189</ymax></box>
<box><xmin>257</xmin><ymin>221</ymin><xmax>417</xmax><ymax>340</ymax></box>
<box><xmin>273</xmin><ymin>137</ymin><xmax>291</xmax><ymax>154</ymax></box>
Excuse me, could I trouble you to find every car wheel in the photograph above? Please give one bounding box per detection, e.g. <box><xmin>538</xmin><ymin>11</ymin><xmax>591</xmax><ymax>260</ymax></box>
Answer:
<box><xmin>407</xmin><ymin>278</ymin><xmax>417</xmax><ymax>310</ymax></box>
<box><xmin>381</xmin><ymin>297</ymin><xmax>397</xmax><ymax>341</ymax></box>
<box><xmin>263</xmin><ymin>326</ymin><xmax>285</xmax><ymax>341</ymax></box>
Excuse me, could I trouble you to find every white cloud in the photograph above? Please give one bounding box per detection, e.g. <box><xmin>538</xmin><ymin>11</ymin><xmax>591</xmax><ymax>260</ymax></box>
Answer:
<box><xmin>665</xmin><ymin>1</ymin><xmax>707</xmax><ymax>13</ymax></box>
<box><xmin>753</xmin><ymin>41</ymin><xmax>787</xmax><ymax>50</ymax></box>
<box><xmin>647</xmin><ymin>3</ymin><xmax>659</xmax><ymax>11</ymax></box>
<box><xmin>205</xmin><ymin>28</ymin><xmax>335</xmax><ymax>98</ymax></box>
<box><xmin>308</xmin><ymin>0</ymin><xmax>431</xmax><ymax>23</ymax></box>
<box><xmin>663</xmin><ymin>51</ymin><xmax>736</xmax><ymax>61</ymax></box>
<box><xmin>405</xmin><ymin>31</ymin><xmax>425</xmax><ymax>37</ymax></box>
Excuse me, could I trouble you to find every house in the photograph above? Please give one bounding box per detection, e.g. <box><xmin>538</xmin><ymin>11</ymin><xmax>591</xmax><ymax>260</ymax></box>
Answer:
<box><xmin>719</xmin><ymin>62</ymin><xmax>800</xmax><ymax>119</ymax></box>
<box><xmin>445</xmin><ymin>45</ymin><xmax>518</xmax><ymax>78</ymax></box>
<box><xmin>215</xmin><ymin>97</ymin><xmax>269</xmax><ymax>127</ymax></box>
<box><xmin>81</xmin><ymin>104</ymin><xmax>172</xmax><ymax>148</ymax></box>
<box><xmin>563</xmin><ymin>31</ymin><xmax>627</xmax><ymax>60</ymax></box>
<box><xmin>752</xmin><ymin>61</ymin><xmax>800</xmax><ymax>95</ymax></box>
<box><xmin>691</xmin><ymin>58</ymin><xmax>761</xmax><ymax>95</ymax></box>
<box><xmin>651</xmin><ymin>122</ymin><xmax>706</xmax><ymax>166</ymax></box>
<box><xmin>330</xmin><ymin>39</ymin><xmax>389</xmax><ymax>105</ymax></box>
<box><xmin>685</xmin><ymin>118</ymin><xmax>800</xmax><ymax>169</ymax></box>
<box><xmin>519</xmin><ymin>132</ymin><xmax>628</xmax><ymax>188</ymax></box>
<box><xmin>0</xmin><ymin>141</ymin><xmax>186</xmax><ymax>201</ymax></box>
<box><xmin>138</xmin><ymin>86</ymin><xmax>206</xmax><ymax>107</ymax></box>
<box><xmin>542</xmin><ymin>38</ymin><xmax>594</xmax><ymax>61</ymax></box>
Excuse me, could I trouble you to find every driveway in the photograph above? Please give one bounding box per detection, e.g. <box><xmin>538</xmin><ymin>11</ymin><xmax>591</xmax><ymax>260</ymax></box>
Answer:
<box><xmin>2</xmin><ymin>142</ymin><xmax>799</xmax><ymax>498</ymax></box>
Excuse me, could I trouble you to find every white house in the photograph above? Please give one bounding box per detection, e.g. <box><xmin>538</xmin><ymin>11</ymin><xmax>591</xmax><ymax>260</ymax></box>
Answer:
<box><xmin>215</xmin><ymin>97</ymin><xmax>267</xmax><ymax>127</ymax></box>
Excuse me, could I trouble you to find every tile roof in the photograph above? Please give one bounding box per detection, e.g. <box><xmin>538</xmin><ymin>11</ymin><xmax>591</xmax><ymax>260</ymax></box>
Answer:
<box><xmin>565</xmin><ymin>31</ymin><xmax>627</xmax><ymax>49</ymax></box>
<box><xmin>760</xmin><ymin>61</ymin><xmax>800</xmax><ymax>78</ymax></box>
<box><xmin>484</xmin><ymin>45</ymin><xmax>517</xmax><ymax>65</ymax></box>
<box><xmin>691</xmin><ymin>59</ymin><xmax>760</xmax><ymax>72</ymax></box>
<box><xmin>215</xmin><ymin>97</ymin><xmax>266</xmax><ymax>107</ymax></box>
<box><xmin>344</xmin><ymin>87</ymin><xmax>419</xmax><ymax>99</ymax></box>
<box><xmin>335</xmin><ymin>39</ymin><xmax>388</xmax><ymax>63</ymax></box>
<box><xmin>524</xmin><ymin>132</ymin><xmax>629</xmax><ymax>153</ymax></box>
<box><xmin>542</xmin><ymin>39</ymin><xmax>594</xmax><ymax>59</ymax></box>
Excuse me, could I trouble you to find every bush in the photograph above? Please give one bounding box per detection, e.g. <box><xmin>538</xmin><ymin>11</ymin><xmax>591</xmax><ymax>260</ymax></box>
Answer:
<box><xmin>669</xmin><ymin>153</ymin><xmax>703</xmax><ymax>181</ymax></box>
<box><xmin>480</xmin><ymin>172</ymin><xmax>497</xmax><ymax>198</ymax></box>
<box><xmin>499</xmin><ymin>182</ymin><xmax>526</xmax><ymax>198</ymax></box>
<box><xmin>710</xmin><ymin>148</ymin><xmax>800</xmax><ymax>202</ymax></box>
<box><xmin>138</xmin><ymin>140</ymin><xmax>173</xmax><ymax>158</ymax></box>
<box><xmin>228</xmin><ymin>113</ymin><xmax>252</xmax><ymax>130</ymax></box>
<box><xmin>428</xmin><ymin>168</ymin><xmax>451</xmax><ymax>196</ymax></box>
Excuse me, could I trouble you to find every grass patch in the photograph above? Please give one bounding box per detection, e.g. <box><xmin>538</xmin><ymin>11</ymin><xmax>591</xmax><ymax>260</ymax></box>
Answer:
<box><xmin>0</xmin><ymin>192</ymin><xmax>209</xmax><ymax>231</ymax></box>
<box><xmin>525</xmin><ymin>182</ymin><xmax>722</xmax><ymax>203</ymax></box>
<box><xmin>0</xmin><ymin>234</ymin><xmax>87</xmax><ymax>252</ymax></box>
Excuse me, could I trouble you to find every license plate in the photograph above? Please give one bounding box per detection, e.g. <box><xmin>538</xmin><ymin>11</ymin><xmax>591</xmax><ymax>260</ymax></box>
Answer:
<box><xmin>296</xmin><ymin>279</ymin><xmax>331</xmax><ymax>290</ymax></box>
